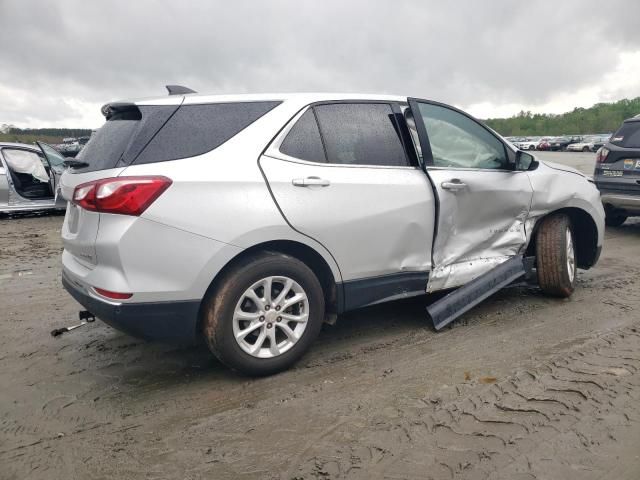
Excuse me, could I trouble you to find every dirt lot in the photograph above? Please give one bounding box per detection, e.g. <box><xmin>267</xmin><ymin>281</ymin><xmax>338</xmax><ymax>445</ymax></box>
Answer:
<box><xmin>1</xmin><ymin>151</ymin><xmax>639</xmax><ymax>479</ymax></box>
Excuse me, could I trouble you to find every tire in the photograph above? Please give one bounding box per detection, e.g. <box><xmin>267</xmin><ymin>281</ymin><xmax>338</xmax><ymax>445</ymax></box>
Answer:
<box><xmin>202</xmin><ymin>252</ymin><xmax>325</xmax><ymax>376</ymax></box>
<box><xmin>536</xmin><ymin>214</ymin><xmax>576</xmax><ymax>297</ymax></box>
<box><xmin>605</xmin><ymin>213</ymin><xmax>627</xmax><ymax>227</ymax></box>
<box><xmin>582</xmin><ymin>146</ymin><xmax>590</xmax><ymax>152</ymax></box>
<box><xmin>529</xmin><ymin>145</ymin><xmax>535</xmax><ymax>150</ymax></box>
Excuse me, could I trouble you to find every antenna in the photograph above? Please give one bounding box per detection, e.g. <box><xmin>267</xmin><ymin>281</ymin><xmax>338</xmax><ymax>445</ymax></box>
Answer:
<box><xmin>166</xmin><ymin>85</ymin><xmax>197</xmax><ymax>95</ymax></box>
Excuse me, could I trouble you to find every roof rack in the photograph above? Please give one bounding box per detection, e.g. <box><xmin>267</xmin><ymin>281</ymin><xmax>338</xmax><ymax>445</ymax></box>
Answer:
<box><xmin>166</xmin><ymin>85</ymin><xmax>197</xmax><ymax>95</ymax></box>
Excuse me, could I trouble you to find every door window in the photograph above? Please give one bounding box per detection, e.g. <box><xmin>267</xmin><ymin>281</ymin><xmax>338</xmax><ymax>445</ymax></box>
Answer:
<box><xmin>313</xmin><ymin>103</ymin><xmax>409</xmax><ymax>167</ymax></box>
<box><xmin>416</xmin><ymin>103</ymin><xmax>507</xmax><ymax>169</ymax></box>
<box><xmin>280</xmin><ymin>109</ymin><xmax>326</xmax><ymax>163</ymax></box>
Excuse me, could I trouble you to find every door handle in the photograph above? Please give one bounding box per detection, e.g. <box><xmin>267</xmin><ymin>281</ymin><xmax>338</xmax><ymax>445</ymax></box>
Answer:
<box><xmin>292</xmin><ymin>176</ymin><xmax>331</xmax><ymax>187</ymax></box>
<box><xmin>441</xmin><ymin>179</ymin><xmax>466</xmax><ymax>191</ymax></box>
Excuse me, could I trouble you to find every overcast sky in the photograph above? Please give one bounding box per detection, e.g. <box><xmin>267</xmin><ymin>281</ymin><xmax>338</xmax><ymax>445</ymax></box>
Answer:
<box><xmin>1</xmin><ymin>0</ymin><xmax>639</xmax><ymax>128</ymax></box>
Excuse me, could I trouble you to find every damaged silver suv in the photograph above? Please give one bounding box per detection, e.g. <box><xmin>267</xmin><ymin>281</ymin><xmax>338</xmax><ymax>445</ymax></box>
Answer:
<box><xmin>60</xmin><ymin>89</ymin><xmax>604</xmax><ymax>375</ymax></box>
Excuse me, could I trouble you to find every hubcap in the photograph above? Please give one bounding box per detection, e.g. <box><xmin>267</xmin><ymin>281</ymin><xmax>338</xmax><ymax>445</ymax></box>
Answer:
<box><xmin>566</xmin><ymin>228</ymin><xmax>575</xmax><ymax>283</ymax></box>
<box><xmin>232</xmin><ymin>276</ymin><xmax>309</xmax><ymax>359</ymax></box>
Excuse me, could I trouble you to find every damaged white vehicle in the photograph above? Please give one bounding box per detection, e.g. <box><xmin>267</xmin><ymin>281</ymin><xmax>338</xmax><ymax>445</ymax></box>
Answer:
<box><xmin>60</xmin><ymin>90</ymin><xmax>604</xmax><ymax>375</ymax></box>
<box><xmin>0</xmin><ymin>142</ymin><xmax>67</xmax><ymax>213</ymax></box>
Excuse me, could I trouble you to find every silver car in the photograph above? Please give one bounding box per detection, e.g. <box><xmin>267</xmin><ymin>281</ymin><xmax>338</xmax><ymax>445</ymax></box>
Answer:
<box><xmin>0</xmin><ymin>142</ymin><xmax>67</xmax><ymax>213</ymax></box>
<box><xmin>60</xmin><ymin>91</ymin><xmax>605</xmax><ymax>375</ymax></box>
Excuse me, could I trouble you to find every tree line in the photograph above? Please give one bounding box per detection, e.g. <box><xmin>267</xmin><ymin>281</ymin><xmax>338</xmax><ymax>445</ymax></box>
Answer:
<box><xmin>3</xmin><ymin>126</ymin><xmax>93</xmax><ymax>137</ymax></box>
<box><xmin>484</xmin><ymin>97</ymin><xmax>640</xmax><ymax>136</ymax></box>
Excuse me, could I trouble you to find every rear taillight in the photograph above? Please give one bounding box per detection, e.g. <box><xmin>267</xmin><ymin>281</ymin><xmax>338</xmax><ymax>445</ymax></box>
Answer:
<box><xmin>72</xmin><ymin>176</ymin><xmax>172</xmax><ymax>216</ymax></box>
<box><xmin>596</xmin><ymin>147</ymin><xmax>609</xmax><ymax>163</ymax></box>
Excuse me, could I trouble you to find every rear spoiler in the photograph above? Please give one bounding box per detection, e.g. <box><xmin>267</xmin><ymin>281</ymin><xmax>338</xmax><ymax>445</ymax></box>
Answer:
<box><xmin>100</xmin><ymin>85</ymin><xmax>196</xmax><ymax>119</ymax></box>
<box><xmin>100</xmin><ymin>102</ymin><xmax>141</xmax><ymax>120</ymax></box>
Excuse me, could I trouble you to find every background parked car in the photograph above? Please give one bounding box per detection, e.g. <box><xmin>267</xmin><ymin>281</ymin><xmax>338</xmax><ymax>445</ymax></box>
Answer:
<box><xmin>513</xmin><ymin>137</ymin><xmax>540</xmax><ymax>150</ymax></box>
<box><xmin>567</xmin><ymin>135</ymin><xmax>603</xmax><ymax>152</ymax></box>
<box><xmin>594</xmin><ymin>117</ymin><xmax>640</xmax><ymax>226</ymax></box>
<box><xmin>0</xmin><ymin>142</ymin><xmax>67</xmax><ymax>213</ymax></box>
<box><xmin>549</xmin><ymin>136</ymin><xmax>582</xmax><ymax>151</ymax></box>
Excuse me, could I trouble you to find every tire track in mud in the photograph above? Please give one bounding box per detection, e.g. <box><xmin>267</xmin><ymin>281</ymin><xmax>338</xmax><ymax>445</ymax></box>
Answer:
<box><xmin>290</xmin><ymin>326</ymin><xmax>640</xmax><ymax>480</ymax></box>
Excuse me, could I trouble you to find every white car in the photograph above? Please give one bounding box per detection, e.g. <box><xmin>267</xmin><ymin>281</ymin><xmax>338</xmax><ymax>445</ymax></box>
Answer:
<box><xmin>567</xmin><ymin>136</ymin><xmax>607</xmax><ymax>152</ymax></box>
<box><xmin>60</xmin><ymin>89</ymin><xmax>605</xmax><ymax>375</ymax></box>
<box><xmin>513</xmin><ymin>138</ymin><xmax>539</xmax><ymax>151</ymax></box>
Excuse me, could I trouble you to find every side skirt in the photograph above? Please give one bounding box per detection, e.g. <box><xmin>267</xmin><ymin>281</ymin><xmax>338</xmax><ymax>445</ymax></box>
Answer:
<box><xmin>338</xmin><ymin>271</ymin><xmax>429</xmax><ymax>313</ymax></box>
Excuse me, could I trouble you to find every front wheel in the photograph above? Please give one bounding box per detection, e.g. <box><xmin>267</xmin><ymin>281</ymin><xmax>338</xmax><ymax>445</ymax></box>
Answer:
<box><xmin>202</xmin><ymin>252</ymin><xmax>325</xmax><ymax>376</ymax></box>
<box><xmin>536</xmin><ymin>214</ymin><xmax>576</xmax><ymax>297</ymax></box>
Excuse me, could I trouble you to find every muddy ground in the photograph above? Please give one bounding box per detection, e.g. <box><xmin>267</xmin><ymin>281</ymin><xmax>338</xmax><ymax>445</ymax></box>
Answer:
<box><xmin>1</xmin><ymin>152</ymin><xmax>640</xmax><ymax>479</ymax></box>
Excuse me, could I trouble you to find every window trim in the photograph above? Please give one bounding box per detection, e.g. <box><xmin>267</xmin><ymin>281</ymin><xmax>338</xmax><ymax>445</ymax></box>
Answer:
<box><xmin>268</xmin><ymin>100</ymin><xmax>418</xmax><ymax>169</ymax></box>
<box><xmin>407</xmin><ymin>98</ymin><xmax>516</xmax><ymax>171</ymax></box>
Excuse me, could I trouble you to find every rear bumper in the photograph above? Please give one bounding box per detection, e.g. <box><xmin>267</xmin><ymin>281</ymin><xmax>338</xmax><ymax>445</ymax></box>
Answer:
<box><xmin>62</xmin><ymin>270</ymin><xmax>201</xmax><ymax>345</ymax></box>
<box><xmin>600</xmin><ymin>192</ymin><xmax>640</xmax><ymax>214</ymax></box>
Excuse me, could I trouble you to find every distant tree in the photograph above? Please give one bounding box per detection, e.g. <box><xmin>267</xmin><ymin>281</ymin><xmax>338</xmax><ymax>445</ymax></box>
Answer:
<box><xmin>484</xmin><ymin>97</ymin><xmax>640</xmax><ymax>136</ymax></box>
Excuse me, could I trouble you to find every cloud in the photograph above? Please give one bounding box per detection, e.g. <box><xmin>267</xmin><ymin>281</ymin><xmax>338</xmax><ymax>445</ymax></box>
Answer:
<box><xmin>1</xmin><ymin>0</ymin><xmax>639</xmax><ymax>127</ymax></box>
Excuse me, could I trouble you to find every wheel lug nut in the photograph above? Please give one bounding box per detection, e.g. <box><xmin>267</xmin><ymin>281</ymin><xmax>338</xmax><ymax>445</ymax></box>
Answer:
<box><xmin>275</xmin><ymin>306</ymin><xmax>281</xmax><ymax>311</ymax></box>
<box><xmin>259</xmin><ymin>316</ymin><xmax>265</xmax><ymax>321</ymax></box>
<box><xmin>265</xmin><ymin>305</ymin><xmax>270</xmax><ymax>311</ymax></box>
<box><xmin>267</xmin><ymin>323</ymin><xmax>273</xmax><ymax>328</ymax></box>
<box><xmin>277</xmin><ymin>317</ymin><xmax>281</xmax><ymax>322</ymax></box>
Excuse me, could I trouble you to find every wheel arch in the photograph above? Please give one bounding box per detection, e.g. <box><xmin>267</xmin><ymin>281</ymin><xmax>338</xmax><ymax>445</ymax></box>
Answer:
<box><xmin>197</xmin><ymin>239</ymin><xmax>341</xmax><ymax>337</ymax></box>
<box><xmin>526</xmin><ymin>207</ymin><xmax>600</xmax><ymax>269</ymax></box>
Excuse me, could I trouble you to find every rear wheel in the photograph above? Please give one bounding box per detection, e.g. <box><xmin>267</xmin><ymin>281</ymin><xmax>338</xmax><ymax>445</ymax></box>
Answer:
<box><xmin>605</xmin><ymin>212</ymin><xmax>627</xmax><ymax>227</ymax></box>
<box><xmin>582</xmin><ymin>146</ymin><xmax>590</xmax><ymax>152</ymax></box>
<box><xmin>202</xmin><ymin>252</ymin><xmax>325</xmax><ymax>376</ymax></box>
<box><xmin>536</xmin><ymin>214</ymin><xmax>576</xmax><ymax>297</ymax></box>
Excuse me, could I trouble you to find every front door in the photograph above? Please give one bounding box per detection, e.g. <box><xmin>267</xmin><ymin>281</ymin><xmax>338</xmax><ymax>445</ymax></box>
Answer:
<box><xmin>408</xmin><ymin>99</ymin><xmax>534</xmax><ymax>291</ymax></box>
<box><xmin>260</xmin><ymin>102</ymin><xmax>437</xmax><ymax>308</ymax></box>
<box><xmin>37</xmin><ymin>142</ymin><xmax>67</xmax><ymax>207</ymax></box>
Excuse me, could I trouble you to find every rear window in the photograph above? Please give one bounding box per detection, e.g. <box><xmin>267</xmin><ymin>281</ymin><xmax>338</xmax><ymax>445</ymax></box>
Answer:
<box><xmin>75</xmin><ymin>101</ymin><xmax>280</xmax><ymax>172</ymax></box>
<box><xmin>75</xmin><ymin>109</ymin><xmax>144</xmax><ymax>172</ymax></box>
<box><xmin>611</xmin><ymin>121</ymin><xmax>640</xmax><ymax>148</ymax></box>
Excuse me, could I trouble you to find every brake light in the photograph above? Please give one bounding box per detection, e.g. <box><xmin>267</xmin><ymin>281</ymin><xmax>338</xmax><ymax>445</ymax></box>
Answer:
<box><xmin>93</xmin><ymin>287</ymin><xmax>133</xmax><ymax>300</ymax></box>
<box><xmin>72</xmin><ymin>176</ymin><xmax>172</xmax><ymax>216</ymax></box>
<box><xmin>596</xmin><ymin>147</ymin><xmax>609</xmax><ymax>163</ymax></box>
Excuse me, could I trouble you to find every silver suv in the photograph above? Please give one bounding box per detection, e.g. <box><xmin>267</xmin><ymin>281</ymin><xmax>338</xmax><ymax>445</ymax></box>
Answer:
<box><xmin>60</xmin><ymin>91</ymin><xmax>605</xmax><ymax>375</ymax></box>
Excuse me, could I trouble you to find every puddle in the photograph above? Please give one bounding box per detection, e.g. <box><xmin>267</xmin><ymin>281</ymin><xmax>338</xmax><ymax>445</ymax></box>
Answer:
<box><xmin>0</xmin><ymin>270</ymin><xmax>34</xmax><ymax>281</ymax></box>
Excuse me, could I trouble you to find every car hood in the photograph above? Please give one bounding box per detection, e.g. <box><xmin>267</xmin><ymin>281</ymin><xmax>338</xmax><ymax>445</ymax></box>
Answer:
<box><xmin>541</xmin><ymin>160</ymin><xmax>587</xmax><ymax>178</ymax></box>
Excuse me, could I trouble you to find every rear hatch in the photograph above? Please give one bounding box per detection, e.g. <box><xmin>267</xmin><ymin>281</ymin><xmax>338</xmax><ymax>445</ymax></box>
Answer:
<box><xmin>61</xmin><ymin>97</ymin><xmax>281</xmax><ymax>268</ymax></box>
<box><xmin>594</xmin><ymin>119</ymin><xmax>640</xmax><ymax>197</ymax></box>
<box><xmin>60</xmin><ymin>100</ymin><xmax>182</xmax><ymax>267</ymax></box>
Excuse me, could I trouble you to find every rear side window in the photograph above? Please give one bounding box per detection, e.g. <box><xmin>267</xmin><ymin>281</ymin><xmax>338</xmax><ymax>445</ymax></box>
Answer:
<box><xmin>611</xmin><ymin>121</ymin><xmax>640</xmax><ymax>148</ymax></box>
<box><xmin>313</xmin><ymin>103</ymin><xmax>409</xmax><ymax>166</ymax></box>
<box><xmin>75</xmin><ymin>101</ymin><xmax>280</xmax><ymax>172</ymax></box>
<box><xmin>280</xmin><ymin>109</ymin><xmax>326</xmax><ymax>163</ymax></box>
<box><xmin>134</xmin><ymin>102</ymin><xmax>280</xmax><ymax>165</ymax></box>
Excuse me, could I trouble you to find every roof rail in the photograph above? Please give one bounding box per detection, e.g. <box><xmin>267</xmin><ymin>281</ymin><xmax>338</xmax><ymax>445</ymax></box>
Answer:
<box><xmin>166</xmin><ymin>85</ymin><xmax>197</xmax><ymax>95</ymax></box>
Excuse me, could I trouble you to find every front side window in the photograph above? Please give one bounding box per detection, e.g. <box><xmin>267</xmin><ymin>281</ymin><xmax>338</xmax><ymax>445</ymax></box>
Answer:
<box><xmin>313</xmin><ymin>103</ymin><xmax>409</xmax><ymax>167</ymax></box>
<box><xmin>416</xmin><ymin>103</ymin><xmax>507</xmax><ymax>169</ymax></box>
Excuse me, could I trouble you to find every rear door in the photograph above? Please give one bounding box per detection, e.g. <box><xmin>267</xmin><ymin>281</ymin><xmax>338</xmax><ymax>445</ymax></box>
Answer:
<box><xmin>260</xmin><ymin>102</ymin><xmax>437</xmax><ymax>305</ymax></box>
<box><xmin>408</xmin><ymin>99</ymin><xmax>533</xmax><ymax>291</ymax></box>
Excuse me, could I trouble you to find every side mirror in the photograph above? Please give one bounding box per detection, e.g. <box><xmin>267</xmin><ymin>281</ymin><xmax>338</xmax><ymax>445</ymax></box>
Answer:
<box><xmin>515</xmin><ymin>150</ymin><xmax>538</xmax><ymax>171</ymax></box>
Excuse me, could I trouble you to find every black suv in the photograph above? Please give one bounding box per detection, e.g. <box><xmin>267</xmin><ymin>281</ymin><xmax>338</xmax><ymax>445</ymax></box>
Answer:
<box><xmin>594</xmin><ymin>116</ymin><xmax>640</xmax><ymax>226</ymax></box>
<box><xmin>549</xmin><ymin>136</ymin><xmax>582</xmax><ymax>151</ymax></box>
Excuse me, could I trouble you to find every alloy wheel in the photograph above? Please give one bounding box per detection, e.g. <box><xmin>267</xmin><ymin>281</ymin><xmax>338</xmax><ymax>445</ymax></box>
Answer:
<box><xmin>232</xmin><ymin>276</ymin><xmax>309</xmax><ymax>359</ymax></box>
